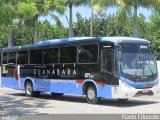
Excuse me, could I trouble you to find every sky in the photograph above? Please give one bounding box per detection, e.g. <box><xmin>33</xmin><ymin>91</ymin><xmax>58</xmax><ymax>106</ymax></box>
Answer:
<box><xmin>39</xmin><ymin>6</ymin><xmax>152</xmax><ymax>27</ymax></box>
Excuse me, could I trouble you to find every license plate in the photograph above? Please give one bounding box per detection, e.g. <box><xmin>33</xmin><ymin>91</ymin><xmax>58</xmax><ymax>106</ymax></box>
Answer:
<box><xmin>142</xmin><ymin>89</ymin><xmax>149</xmax><ymax>93</ymax></box>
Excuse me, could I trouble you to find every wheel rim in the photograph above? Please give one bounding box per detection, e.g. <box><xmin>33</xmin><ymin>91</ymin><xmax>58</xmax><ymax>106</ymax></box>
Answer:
<box><xmin>26</xmin><ymin>83</ymin><xmax>32</xmax><ymax>95</ymax></box>
<box><xmin>87</xmin><ymin>87</ymin><xmax>96</xmax><ymax>101</ymax></box>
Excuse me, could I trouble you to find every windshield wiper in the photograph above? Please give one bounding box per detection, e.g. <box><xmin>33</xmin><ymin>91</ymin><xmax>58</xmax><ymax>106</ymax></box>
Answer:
<box><xmin>145</xmin><ymin>61</ymin><xmax>154</xmax><ymax>77</ymax></box>
<box><xmin>133</xmin><ymin>60</ymin><xmax>139</xmax><ymax>82</ymax></box>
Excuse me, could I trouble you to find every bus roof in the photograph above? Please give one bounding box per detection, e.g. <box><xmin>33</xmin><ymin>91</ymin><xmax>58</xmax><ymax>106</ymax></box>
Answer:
<box><xmin>2</xmin><ymin>36</ymin><xmax>150</xmax><ymax>51</ymax></box>
<box><xmin>100</xmin><ymin>37</ymin><xmax>150</xmax><ymax>44</ymax></box>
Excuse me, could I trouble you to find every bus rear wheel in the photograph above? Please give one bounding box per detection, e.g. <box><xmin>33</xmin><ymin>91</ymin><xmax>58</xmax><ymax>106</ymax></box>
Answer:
<box><xmin>86</xmin><ymin>85</ymin><xmax>101</xmax><ymax>104</ymax></box>
<box><xmin>51</xmin><ymin>92</ymin><xmax>64</xmax><ymax>97</ymax></box>
<box><xmin>25</xmin><ymin>81</ymin><xmax>40</xmax><ymax>97</ymax></box>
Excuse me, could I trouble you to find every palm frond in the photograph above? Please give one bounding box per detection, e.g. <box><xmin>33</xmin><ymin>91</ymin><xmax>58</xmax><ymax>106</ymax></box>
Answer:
<box><xmin>50</xmin><ymin>13</ymin><xmax>63</xmax><ymax>27</ymax></box>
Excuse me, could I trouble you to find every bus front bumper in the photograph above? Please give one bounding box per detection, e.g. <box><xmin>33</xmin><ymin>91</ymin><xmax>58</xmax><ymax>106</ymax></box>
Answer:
<box><xmin>112</xmin><ymin>80</ymin><xmax>160</xmax><ymax>99</ymax></box>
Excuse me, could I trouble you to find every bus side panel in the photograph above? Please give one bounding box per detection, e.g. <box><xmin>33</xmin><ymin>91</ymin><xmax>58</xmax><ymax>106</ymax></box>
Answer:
<box><xmin>19</xmin><ymin>78</ymin><xmax>26</xmax><ymax>90</ymax></box>
<box><xmin>33</xmin><ymin>78</ymin><xmax>50</xmax><ymax>92</ymax></box>
<box><xmin>1</xmin><ymin>66</ymin><xmax>20</xmax><ymax>89</ymax></box>
<box><xmin>97</xmin><ymin>84</ymin><xmax>112</xmax><ymax>98</ymax></box>
<box><xmin>62</xmin><ymin>80</ymin><xmax>82</xmax><ymax>95</ymax></box>
<box><xmin>33</xmin><ymin>79</ymin><xmax>83</xmax><ymax>95</ymax></box>
<box><xmin>1</xmin><ymin>77</ymin><xmax>26</xmax><ymax>90</ymax></box>
<box><xmin>2</xmin><ymin>77</ymin><xmax>19</xmax><ymax>89</ymax></box>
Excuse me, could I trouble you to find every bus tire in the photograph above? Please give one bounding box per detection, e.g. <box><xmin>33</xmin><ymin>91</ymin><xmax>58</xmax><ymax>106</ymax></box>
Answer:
<box><xmin>86</xmin><ymin>84</ymin><xmax>101</xmax><ymax>104</ymax></box>
<box><xmin>25</xmin><ymin>81</ymin><xmax>40</xmax><ymax>97</ymax></box>
<box><xmin>51</xmin><ymin>92</ymin><xmax>64</xmax><ymax>97</ymax></box>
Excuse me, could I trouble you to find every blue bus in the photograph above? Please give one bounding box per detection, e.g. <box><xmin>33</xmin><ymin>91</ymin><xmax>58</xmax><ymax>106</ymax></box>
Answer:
<box><xmin>0</xmin><ymin>37</ymin><xmax>159</xmax><ymax>104</ymax></box>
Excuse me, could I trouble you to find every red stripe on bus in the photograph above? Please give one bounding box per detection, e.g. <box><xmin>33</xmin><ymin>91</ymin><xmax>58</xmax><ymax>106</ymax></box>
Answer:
<box><xmin>76</xmin><ymin>80</ymin><xmax>106</xmax><ymax>86</ymax></box>
<box><xmin>14</xmin><ymin>67</ymin><xmax>19</xmax><ymax>81</ymax></box>
<box><xmin>96</xmin><ymin>82</ymin><xmax>106</xmax><ymax>86</ymax></box>
<box><xmin>76</xmin><ymin>80</ymin><xmax>83</xmax><ymax>83</ymax></box>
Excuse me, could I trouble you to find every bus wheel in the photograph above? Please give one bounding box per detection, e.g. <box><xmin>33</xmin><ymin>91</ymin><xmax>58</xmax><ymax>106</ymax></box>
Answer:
<box><xmin>51</xmin><ymin>92</ymin><xmax>64</xmax><ymax>97</ymax></box>
<box><xmin>118</xmin><ymin>98</ymin><xmax>129</xmax><ymax>102</ymax></box>
<box><xmin>86</xmin><ymin>85</ymin><xmax>101</xmax><ymax>104</ymax></box>
<box><xmin>25</xmin><ymin>81</ymin><xmax>40</xmax><ymax>97</ymax></box>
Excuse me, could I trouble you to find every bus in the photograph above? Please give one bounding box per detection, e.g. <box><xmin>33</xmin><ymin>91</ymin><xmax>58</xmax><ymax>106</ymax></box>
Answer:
<box><xmin>0</xmin><ymin>37</ymin><xmax>159</xmax><ymax>104</ymax></box>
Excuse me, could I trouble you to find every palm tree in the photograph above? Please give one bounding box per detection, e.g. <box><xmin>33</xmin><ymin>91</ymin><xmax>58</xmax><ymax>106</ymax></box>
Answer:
<box><xmin>17</xmin><ymin>2</ymin><xmax>39</xmax><ymax>43</ymax></box>
<box><xmin>91</xmin><ymin>0</ymin><xmax>160</xmax><ymax>37</ymax></box>
<box><xmin>33</xmin><ymin>0</ymin><xmax>66</xmax><ymax>42</ymax></box>
<box><xmin>65</xmin><ymin>0</ymin><xmax>89</xmax><ymax>37</ymax></box>
<box><xmin>2</xmin><ymin>0</ymin><xmax>19</xmax><ymax>47</ymax></box>
<box><xmin>90</xmin><ymin>0</ymin><xmax>118</xmax><ymax>36</ymax></box>
<box><xmin>17</xmin><ymin>0</ymin><xmax>66</xmax><ymax>43</ymax></box>
<box><xmin>119</xmin><ymin>0</ymin><xmax>160</xmax><ymax>37</ymax></box>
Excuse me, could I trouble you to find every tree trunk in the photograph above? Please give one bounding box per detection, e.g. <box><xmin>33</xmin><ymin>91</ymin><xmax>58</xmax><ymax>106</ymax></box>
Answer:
<box><xmin>69</xmin><ymin>23</ymin><xmax>74</xmax><ymax>38</ymax></box>
<box><xmin>8</xmin><ymin>31</ymin><xmax>14</xmax><ymax>47</ymax></box>
<box><xmin>34</xmin><ymin>15</ymin><xmax>38</xmax><ymax>43</ymax></box>
<box><xmin>68</xmin><ymin>1</ymin><xmax>74</xmax><ymax>37</ymax></box>
<box><xmin>90</xmin><ymin>7</ymin><xmax>94</xmax><ymax>37</ymax></box>
<box><xmin>34</xmin><ymin>31</ymin><xmax>38</xmax><ymax>43</ymax></box>
<box><xmin>133</xmin><ymin>1</ymin><xmax>139</xmax><ymax>37</ymax></box>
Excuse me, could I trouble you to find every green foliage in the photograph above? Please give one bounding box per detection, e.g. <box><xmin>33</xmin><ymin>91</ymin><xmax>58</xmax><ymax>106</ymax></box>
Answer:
<box><xmin>17</xmin><ymin>2</ymin><xmax>38</xmax><ymax>20</ymax></box>
<box><xmin>0</xmin><ymin>20</ymin><xmax>68</xmax><ymax>48</ymax></box>
<box><xmin>38</xmin><ymin>20</ymin><xmax>67</xmax><ymax>40</ymax></box>
<box><xmin>74</xmin><ymin>12</ymin><xmax>90</xmax><ymax>36</ymax></box>
<box><xmin>0</xmin><ymin>0</ymin><xmax>16</xmax><ymax>26</ymax></box>
<box><xmin>74</xmin><ymin>13</ymin><xmax>133</xmax><ymax>37</ymax></box>
<box><xmin>143</xmin><ymin>14</ymin><xmax>160</xmax><ymax>59</ymax></box>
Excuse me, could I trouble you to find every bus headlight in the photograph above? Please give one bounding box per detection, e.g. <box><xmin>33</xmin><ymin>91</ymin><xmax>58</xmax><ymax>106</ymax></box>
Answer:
<box><xmin>121</xmin><ymin>81</ymin><xmax>134</xmax><ymax>89</ymax></box>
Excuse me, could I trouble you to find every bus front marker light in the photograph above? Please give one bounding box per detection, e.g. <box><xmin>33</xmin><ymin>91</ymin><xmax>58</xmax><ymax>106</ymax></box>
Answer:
<box><xmin>153</xmin><ymin>81</ymin><xmax>159</xmax><ymax>87</ymax></box>
<box><xmin>150</xmin><ymin>83</ymin><xmax>155</xmax><ymax>87</ymax></box>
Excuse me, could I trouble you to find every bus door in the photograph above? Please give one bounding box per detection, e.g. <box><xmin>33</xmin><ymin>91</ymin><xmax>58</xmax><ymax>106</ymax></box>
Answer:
<box><xmin>100</xmin><ymin>47</ymin><xmax>119</xmax><ymax>85</ymax></box>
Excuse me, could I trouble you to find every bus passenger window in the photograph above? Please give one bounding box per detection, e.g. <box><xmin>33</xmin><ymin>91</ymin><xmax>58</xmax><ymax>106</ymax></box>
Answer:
<box><xmin>60</xmin><ymin>46</ymin><xmax>77</xmax><ymax>63</ymax></box>
<box><xmin>101</xmin><ymin>49</ymin><xmax>113</xmax><ymax>73</ymax></box>
<box><xmin>30</xmin><ymin>49</ymin><xmax>43</xmax><ymax>64</ymax></box>
<box><xmin>8</xmin><ymin>52</ymin><xmax>16</xmax><ymax>64</ymax></box>
<box><xmin>44</xmin><ymin>48</ymin><xmax>58</xmax><ymax>64</ymax></box>
<box><xmin>17</xmin><ymin>51</ymin><xmax>28</xmax><ymax>64</ymax></box>
<box><xmin>78</xmin><ymin>44</ymin><xmax>98</xmax><ymax>63</ymax></box>
<box><xmin>3</xmin><ymin>52</ymin><xmax>8</xmax><ymax>64</ymax></box>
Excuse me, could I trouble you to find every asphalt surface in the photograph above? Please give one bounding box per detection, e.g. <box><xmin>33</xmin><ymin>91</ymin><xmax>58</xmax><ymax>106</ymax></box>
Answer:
<box><xmin>0</xmin><ymin>87</ymin><xmax>160</xmax><ymax>115</ymax></box>
<box><xmin>0</xmin><ymin>61</ymin><xmax>160</xmax><ymax>115</ymax></box>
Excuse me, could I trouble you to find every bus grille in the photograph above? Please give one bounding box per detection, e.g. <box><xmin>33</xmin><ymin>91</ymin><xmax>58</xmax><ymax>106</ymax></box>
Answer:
<box><xmin>134</xmin><ymin>90</ymin><xmax>153</xmax><ymax>97</ymax></box>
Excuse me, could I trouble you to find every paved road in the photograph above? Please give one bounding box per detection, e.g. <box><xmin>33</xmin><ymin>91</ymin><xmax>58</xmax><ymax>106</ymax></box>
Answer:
<box><xmin>0</xmin><ymin>61</ymin><xmax>160</xmax><ymax>115</ymax></box>
<box><xmin>0</xmin><ymin>87</ymin><xmax>160</xmax><ymax>114</ymax></box>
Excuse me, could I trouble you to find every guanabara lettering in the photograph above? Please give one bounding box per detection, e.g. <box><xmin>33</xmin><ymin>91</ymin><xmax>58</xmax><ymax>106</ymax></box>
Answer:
<box><xmin>34</xmin><ymin>69</ymin><xmax>77</xmax><ymax>76</ymax></box>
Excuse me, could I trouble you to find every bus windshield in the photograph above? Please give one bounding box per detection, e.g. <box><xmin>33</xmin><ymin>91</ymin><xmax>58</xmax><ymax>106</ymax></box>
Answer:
<box><xmin>120</xmin><ymin>43</ymin><xmax>158</xmax><ymax>82</ymax></box>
